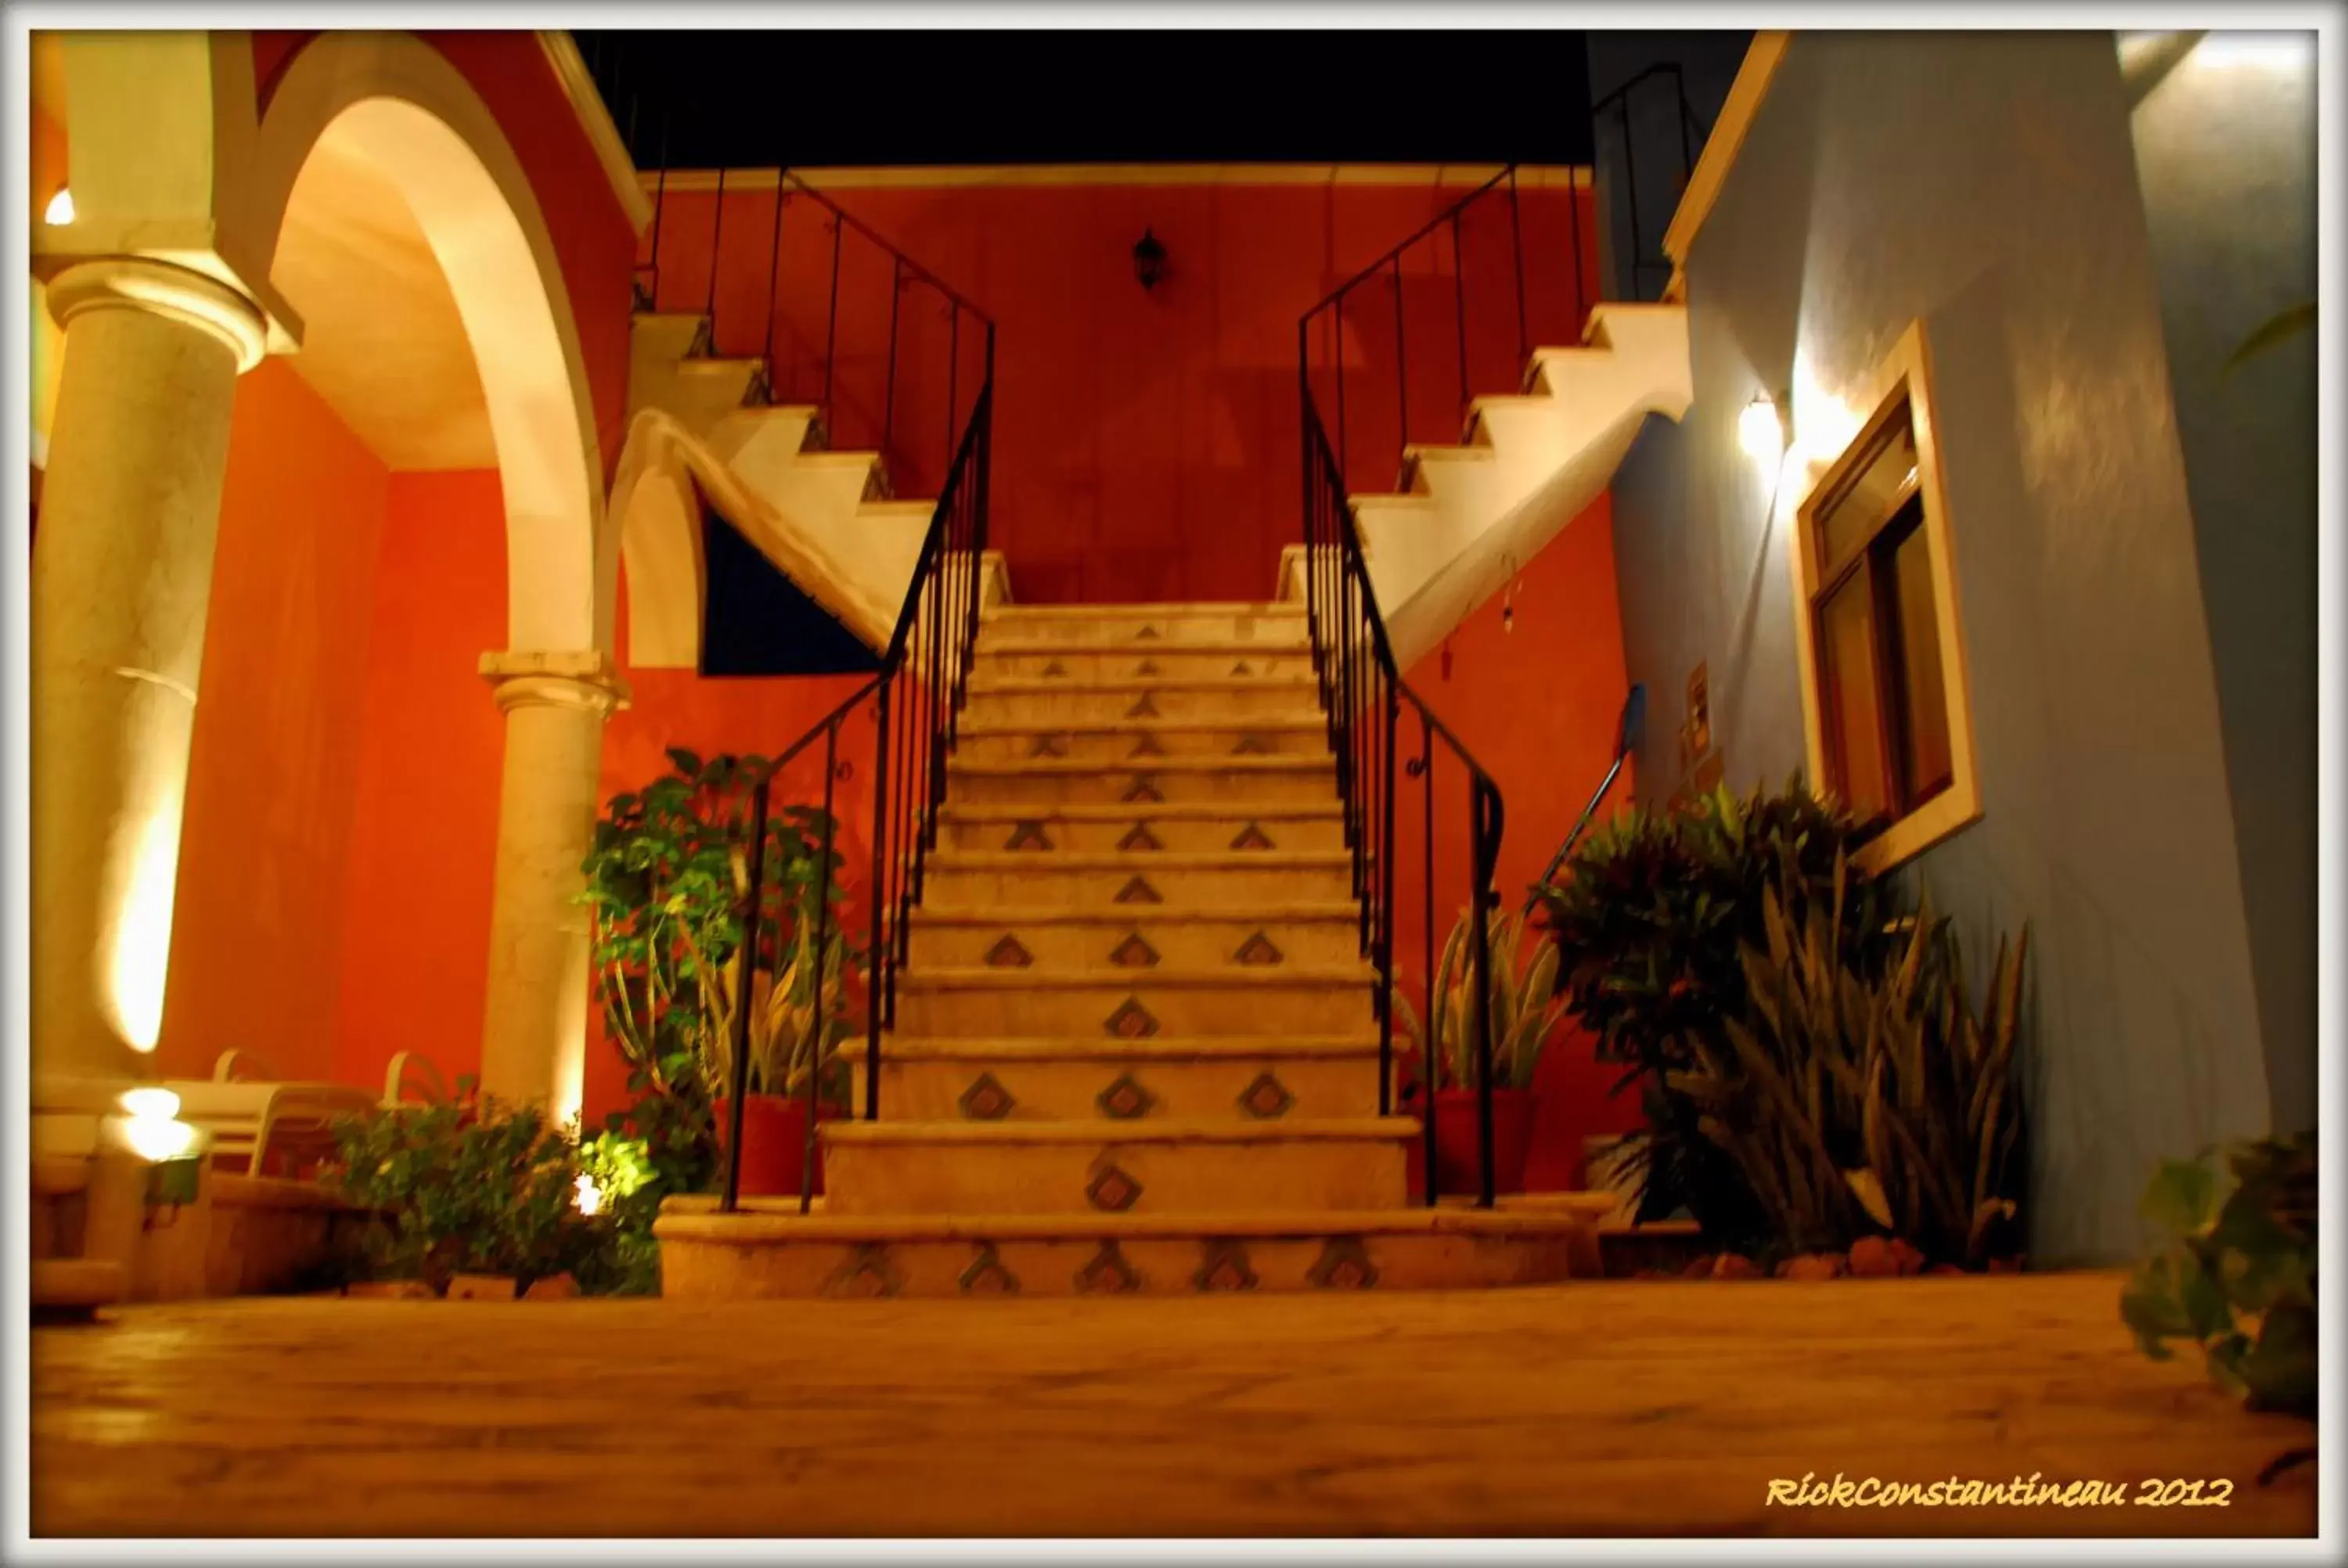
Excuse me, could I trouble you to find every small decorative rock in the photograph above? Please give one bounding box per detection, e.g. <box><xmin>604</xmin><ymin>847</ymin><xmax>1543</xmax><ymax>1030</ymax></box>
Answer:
<box><xmin>523</xmin><ymin>1273</ymin><xmax>579</xmax><ymax>1300</ymax></box>
<box><xmin>1777</xmin><ymin>1252</ymin><xmax>1847</xmax><ymax>1282</ymax></box>
<box><xmin>1682</xmin><ymin>1255</ymin><xmax>1719</xmax><ymax>1281</ymax></box>
<box><xmin>446</xmin><ymin>1274</ymin><xmax>518</xmax><ymax>1302</ymax></box>
<box><xmin>1885</xmin><ymin>1239</ymin><xmax>1927</xmax><ymax>1276</ymax></box>
<box><xmin>344</xmin><ymin>1280</ymin><xmax>435</xmax><ymax>1300</ymax></box>
<box><xmin>1848</xmin><ymin>1237</ymin><xmax>1904</xmax><ymax>1278</ymax></box>
<box><xmin>1926</xmin><ymin>1264</ymin><xmax>1966</xmax><ymax>1276</ymax></box>
<box><xmin>1711</xmin><ymin>1253</ymin><xmax>1761</xmax><ymax>1281</ymax></box>
<box><xmin>1987</xmin><ymin>1255</ymin><xmax>2025</xmax><ymax>1275</ymax></box>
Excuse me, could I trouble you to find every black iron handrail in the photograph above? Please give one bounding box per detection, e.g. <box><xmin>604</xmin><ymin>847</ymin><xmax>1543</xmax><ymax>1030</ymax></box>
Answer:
<box><xmin>638</xmin><ymin>164</ymin><xmax>996</xmax><ymax>502</ymax></box>
<box><xmin>1299</xmin><ymin>162</ymin><xmax>1591</xmax><ymax>502</ymax></box>
<box><xmin>718</xmin><ymin>376</ymin><xmax>994</xmax><ymax>1216</ymax></box>
<box><xmin>1590</xmin><ymin>63</ymin><xmax>1706</xmax><ymax>304</ymax></box>
<box><xmin>1298</xmin><ymin>387</ymin><xmax>1508</xmax><ymax>1209</ymax></box>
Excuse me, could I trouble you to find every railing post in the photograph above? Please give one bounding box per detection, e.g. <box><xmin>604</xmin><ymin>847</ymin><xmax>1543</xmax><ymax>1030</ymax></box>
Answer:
<box><xmin>800</xmin><ymin>726</ymin><xmax>839</xmax><ymax>1217</ymax></box>
<box><xmin>823</xmin><ymin>214</ymin><xmax>843</xmax><ymax>434</ymax></box>
<box><xmin>705</xmin><ymin>167</ymin><xmax>727</xmax><ymax>337</ymax></box>
<box><xmin>1392</xmin><ymin>256</ymin><xmax>1409</xmax><ymax>466</ymax></box>
<box><xmin>719</xmin><ymin>770</ymin><xmax>772</xmax><ymax>1215</ymax></box>
<box><xmin>1451</xmin><ymin>213</ymin><xmax>1469</xmax><ymax>423</ymax></box>
<box><xmin>945</xmin><ymin>303</ymin><xmax>960</xmax><ymax>494</ymax></box>
<box><xmin>1333</xmin><ymin>295</ymin><xmax>1349</xmax><ymax>491</ymax></box>
<box><xmin>1468</xmin><ymin>776</ymin><xmax>1503</xmax><ymax>1210</ymax></box>
<box><xmin>1568</xmin><ymin>164</ymin><xmax>1586</xmax><ymax>339</ymax></box>
<box><xmin>1621</xmin><ymin>99</ymin><xmax>1644</xmax><ymax>301</ymax></box>
<box><xmin>883</xmin><ymin>259</ymin><xmax>902</xmax><ymax>465</ymax></box>
<box><xmin>1377</xmin><ymin>682</ymin><xmax>1398</xmax><ymax>1117</ymax></box>
<box><xmin>1419</xmin><ymin>713</ymin><xmax>1437</xmax><ymax>1208</ymax></box>
<box><xmin>762</xmin><ymin>170</ymin><xmax>788</xmax><ymax>401</ymax></box>
<box><xmin>1506</xmin><ymin>164</ymin><xmax>1529</xmax><ymax>371</ymax></box>
<box><xmin>866</xmin><ymin>678</ymin><xmax>891</xmax><ymax>1121</ymax></box>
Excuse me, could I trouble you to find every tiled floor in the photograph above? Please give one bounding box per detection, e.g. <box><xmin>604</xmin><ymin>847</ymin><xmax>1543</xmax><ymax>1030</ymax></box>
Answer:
<box><xmin>30</xmin><ymin>1271</ymin><xmax>2317</xmax><ymax>1537</ymax></box>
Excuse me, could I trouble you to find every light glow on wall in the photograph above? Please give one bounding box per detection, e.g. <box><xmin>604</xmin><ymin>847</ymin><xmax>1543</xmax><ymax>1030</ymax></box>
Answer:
<box><xmin>105</xmin><ymin>804</ymin><xmax>183</xmax><ymax>1053</ymax></box>
<box><xmin>116</xmin><ymin>1086</ymin><xmax>202</xmax><ymax>1163</ymax></box>
<box><xmin>1739</xmin><ymin>391</ymin><xmax>1785</xmax><ymax>460</ymax></box>
<box><xmin>43</xmin><ymin>185</ymin><xmax>73</xmax><ymax>225</ymax></box>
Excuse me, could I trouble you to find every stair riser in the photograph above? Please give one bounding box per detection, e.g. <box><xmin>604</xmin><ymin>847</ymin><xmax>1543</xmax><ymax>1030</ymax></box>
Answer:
<box><xmin>980</xmin><ymin>613</ymin><xmax>1305</xmax><ymax>646</ymax></box>
<box><xmin>819</xmin><ymin>1134</ymin><xmax>1408</xmax><ymax>1216</ymax></box>
<box><xmin>936</xmin><ymin>814</ymin><xmax>1346</xmax><ymax>856</ymax></box>
<box><xmin>947</xmin><ymin>766</ymin><xmax>1338</xmax><ymax>807</ymax></box>
<box><xmin>920</xmin><ymin>861</ymin><xmax>1352</xmax><ymax>908</ymax></box>
<box><xmin>965</xmin><ymin>686</ymin><xmax>1323</xmax><ymax>725</ymax></box>
<box><xmin>959</xmin><ymin>728</ymin><xmax>1328</xmax><ymax>765</ymax></box>
<box><xmin>975</xmin><ymin>649</ymin><xmax>1315</xmax><ymax>682</ymax></box>
<box><xmin>660</xmin><ymin>1229</ymin><xmax>1586</xmax><ymax>1298</ymax></box>
<box><xmin>894</xmin><ymin>983</ymin><xmax>1375</xmax><ymax>1039</ymax></box>
<box><xmin>879</xmin><ymin>1057</ymin><xmax>1378</xmax><ymax>1122</ymax></box>
<box><xmin>910</xmin><ymin>916</ymin><xmax>1360</xmax><ymax>970</ymax></box>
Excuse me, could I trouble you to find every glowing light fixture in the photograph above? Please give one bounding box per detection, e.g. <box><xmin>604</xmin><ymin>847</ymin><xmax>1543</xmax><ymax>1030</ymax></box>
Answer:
<box><xmin>574</xmin><ymin>1171</ymin><xmax>604</xmax><ymax>1217</ymax></box>
<box><xmin>43</xmin><ymin>186</ymin><xmax>73</xmax><ymax>225</ymax></box>
<box><xmin>1739</xmin><ymin>389</ymin><xmax>1786</xmax><ymax>460</ymax></box>
<box><xmin>117</xmin><ymin>1085</ymin><xmax>202</xmax><ymax>1163</ymax></box>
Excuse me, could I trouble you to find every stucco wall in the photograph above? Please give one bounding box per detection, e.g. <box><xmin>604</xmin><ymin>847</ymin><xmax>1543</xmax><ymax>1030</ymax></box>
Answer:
<box><xmin>1608</xmin><ymin>31</ymin><xmax>2276</xmax><ymax>1265</ymax></box>
<box><xmin>2123</xmin><ymin>33</ymin><xmax>2317</xmax><ymax>1135</ymax></box>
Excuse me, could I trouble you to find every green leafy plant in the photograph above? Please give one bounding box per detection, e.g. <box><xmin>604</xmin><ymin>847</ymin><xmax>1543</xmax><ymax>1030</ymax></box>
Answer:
<box><xmin>1391</xmin><ymin>907</ymin><xmax>1562</xmax><ymax>1091</ymax></box>
<box><xmin>2121</xmin><ymin>1132</ymin><xmax>2316</xmax><ymax>1474</ymax></box>
<box><xmin>1531</xmin><ymin>779</ymin><xmax>1903</xmax><ymax>1247</ymax></box>
<box><xmin>327</xmin><ymin>1083</ymin><xmax>601</xmax><ymax>1292</ymax></box>
<box><xmin>574</xmin><ymin>1127</ymin><xmax>664</xmax><ymax>1296</ymax></box>
<box><xmin>1667</xmin><ymin>863</ymin><xmax>2028</xmax><ymax>1267</ymax></box>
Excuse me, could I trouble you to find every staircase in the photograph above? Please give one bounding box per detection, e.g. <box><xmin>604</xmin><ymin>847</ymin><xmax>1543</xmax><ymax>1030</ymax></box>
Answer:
<box><xmin>655</xmin><ymin>601</ymin><xmax>1612</xmax><ymax>1298</ymax></box>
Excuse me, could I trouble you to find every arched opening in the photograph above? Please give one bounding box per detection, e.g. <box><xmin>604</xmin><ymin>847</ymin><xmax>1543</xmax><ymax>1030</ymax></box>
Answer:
<box><xmin>155</xmin><ymin>36</ymin><xmax>608</xmax><ymax>1124</ymax></box>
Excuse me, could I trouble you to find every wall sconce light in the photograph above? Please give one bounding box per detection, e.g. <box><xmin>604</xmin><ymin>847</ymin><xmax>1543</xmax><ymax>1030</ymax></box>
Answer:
<box><xmin>117</xmin><ymin>1085</ymin><xmax>207</xmax><ymax>1207</ymax></box>
<box><xmin>43</xmin><ymin>185</ymin><xmax>73</xmax><ymax>226</ymax></box>
<box><xmin>1133</xmin><ymin>228</ymin><xmax>1167</xmax><ymax>291</ymax></box>
<box><xmin>1738</xmin><ymin>387</ymin><xmax>1788</xmax><ymax>461</ymax></box>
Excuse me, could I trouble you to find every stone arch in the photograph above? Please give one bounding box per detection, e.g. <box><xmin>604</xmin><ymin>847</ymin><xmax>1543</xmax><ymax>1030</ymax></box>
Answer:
<box><xmin>246</xmin><ymin>31</ymin><xmax>608</xmax><ymax>653</ymax></box>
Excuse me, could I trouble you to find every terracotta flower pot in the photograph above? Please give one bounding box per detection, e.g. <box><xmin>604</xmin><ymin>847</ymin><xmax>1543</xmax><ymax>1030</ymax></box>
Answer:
<box><xmin>1402</xmin><ymin>1087</ymin><xmax>1539</xmax><ymax>1198</ymax></box>
<box><xmin>714</xmin><ymin>1095</ymin><xmax>841</xmax><ymax>1199</ymax></box>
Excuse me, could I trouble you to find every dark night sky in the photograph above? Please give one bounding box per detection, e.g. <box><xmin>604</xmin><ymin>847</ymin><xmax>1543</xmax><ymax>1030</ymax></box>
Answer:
<box><xmin>577</xmin><ymin>31</ymin><xmax>1597</xmax><ymax>171</ymax></box>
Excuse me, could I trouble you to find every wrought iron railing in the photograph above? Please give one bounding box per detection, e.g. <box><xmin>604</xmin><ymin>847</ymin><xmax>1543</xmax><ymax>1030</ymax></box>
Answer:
<box><xmin>718</xmin><ymin>378</ymin><xmax>993</xmax><ymax>1214</ymax></box>
<box><xmin>1590</xmin><ymin>63</ymin><xmax>1712</xmax><ymax>304</ymax></box>
<box><xmin>1300</xmin><ymin>391</ymin><xmax>1508</xmax><ymax>1209</ymax></box>
<box><xmin>636</xmin><ymin>165</ymin><xmax>992</xmax><ymax>504</ymax></box>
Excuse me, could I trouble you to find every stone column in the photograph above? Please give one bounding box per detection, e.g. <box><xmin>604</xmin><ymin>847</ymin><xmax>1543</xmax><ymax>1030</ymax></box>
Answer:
<box><xmin>31</xmin><ymin>257</ymin><xmax>268</xmax><ymax>1088</ymax></box>
<box><xmin>477</xmin><ymin>651</ymin><xmax>629</xmax><ymax>1124</ymax></box>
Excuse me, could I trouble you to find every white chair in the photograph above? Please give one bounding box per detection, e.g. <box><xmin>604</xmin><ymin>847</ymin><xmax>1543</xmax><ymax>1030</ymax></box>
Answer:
<box><xmin>160</xmin><ymin>1052</ymin><xmax>378</xmax><ymax>1181</ymax></box>
<box><xmin>381</xmin><ymin>1050</ymin><xmax>452</xmax><ymax>1108</ymax></box>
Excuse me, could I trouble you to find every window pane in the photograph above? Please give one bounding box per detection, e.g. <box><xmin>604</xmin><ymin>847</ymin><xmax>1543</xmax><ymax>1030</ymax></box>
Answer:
<box><xmin>1891</xmin><ymin>514</ymin><xmax>1954</xmax><ymax>806</ymax></box>
<box><xmin>1815</xmin><ymin>404</ymin><xmax>1920</xmax><ymax>582</ymax></box>
<box><xmin>1817</xmin><ymin>571</ymin><xmax>1891</xmax><ymax>825</ymax></box>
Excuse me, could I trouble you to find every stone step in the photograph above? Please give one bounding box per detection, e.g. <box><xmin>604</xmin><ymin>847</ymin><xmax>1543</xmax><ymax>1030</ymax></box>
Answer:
<box><xmin>873</xmin><ymin>1036</ymin><xmax>1382</xmax><ymax>1123</ymax></box>
<box><xmin>906</xmin><ymin>904</ymin><xmax>1363</xmax><ymax>970</ymax></box>
<box><xmin>945</xmin><ymin>756</ymin><xmax>1337</xmax><ymax>807</ymax></box>
<box><xmin>956</xmin><ymin>718</ymin><xmax>1329</xmax><ymax>767</ymax></box>
<box><xmin>893</xmin><ymin>966</ymin><xmax>1376</xmax><ymax>1038</ymax></box>
<box><xmin>920</xmin><ymin>851</ymin><xmax>1353</xmax><ymax>909</ymax></box>
<box><xmin>654</xmin><ymin>1196</ymin><xmax>1615</xmax><ymax>1298</ymax></box>
<box><xmin>978</xmin><ymin>603</ymin><xmax>1305</xmax><ymax>646</ymax></box>
<box><xmin>973</xmin><ymin>645</ymin><xmax>1315</xmax><ymax>684</ymax></box>
<box><xmin>935</xmin><ymin>803</ymin><xmax>1347</xmax><ymax>857</ymax></box>
<box><xmin>963</xmin><ymin>677</ymin><xmax>1323</xmax><ymax>726</ymax></box>
<box><xmin>816</xmin><ymin>1116</ymin><xmax>1415</xmax><ymax>1217</ymax></box>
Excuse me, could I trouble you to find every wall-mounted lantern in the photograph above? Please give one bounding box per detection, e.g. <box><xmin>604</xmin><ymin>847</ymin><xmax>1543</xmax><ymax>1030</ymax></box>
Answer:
<box><xmin>1739</xmin><ymin>387</ymin><xmax>1787</xmax><ymax>461</ymax></box>
<box><xmin>1133</xmin><ymin>228</ymin><xmax>1168</xmax><ymax>292</ymax></box>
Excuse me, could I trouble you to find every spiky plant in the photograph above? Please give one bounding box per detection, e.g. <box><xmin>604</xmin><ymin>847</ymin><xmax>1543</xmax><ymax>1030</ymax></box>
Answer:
<box><xmin>1390</xmin><ymin>907</ymin><xmax>1563</xmax><ymax>1093</ymax></box>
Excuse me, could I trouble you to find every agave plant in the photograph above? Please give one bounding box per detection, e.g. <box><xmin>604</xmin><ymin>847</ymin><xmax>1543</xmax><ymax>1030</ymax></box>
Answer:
<box><xmin>1390</xmin><ymin>907</ymin><xmax>1563</xmax><ymax>1092</ymax></box>
<box><xmin>701</xmin><ymin>883</ymin><xmax>861</xmax><ymax>1105</ymax></box>
<box><xmin>1667</xmin><ymin>851</ymin><xmax>2027</xmax><ymax>1267</ymax></box>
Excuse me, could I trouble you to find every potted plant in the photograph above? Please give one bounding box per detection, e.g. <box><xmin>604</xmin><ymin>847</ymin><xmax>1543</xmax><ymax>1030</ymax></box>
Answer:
<box><xmin>1392</xmin><ymin>907</ymin><xmax>1562</xmax><ymax>1196</ymax></box>
<box><xmin>704</xmin><ymin>887</ymin><xmax>861</xmax><ymax>1199</ymax></box>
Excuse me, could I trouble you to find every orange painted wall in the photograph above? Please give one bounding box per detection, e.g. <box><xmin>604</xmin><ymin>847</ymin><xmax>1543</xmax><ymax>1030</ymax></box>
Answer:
<box><xmin>643</xmin><ymin>178</ymin><xmax>1599</xmax><ymax>604</ymax></box>
<box><xmin>330</xmin><ymin>471</ymin><xmax>509</xmax><ymax>1097</ymax></box>
<box><xmin>159</xmin><ymin>361</ymin><xmax>389</xmax><ymax>1082</ymax></box>
<box><xmin>1392</xmin><ymin>491</ymin><xmax>1645</xmax><ymax>1188</ymax></box>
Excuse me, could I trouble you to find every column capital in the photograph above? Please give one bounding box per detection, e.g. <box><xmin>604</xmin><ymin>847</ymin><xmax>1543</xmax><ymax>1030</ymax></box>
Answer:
<box><xmin>45</xmin><ymin>256</ymin><xmax>272</xmax><ymax>374</ymax></box>
<box><xmin>480</xmin><ymin>649</ymin><xmax>631</xmax><ymax>717</ymax></box>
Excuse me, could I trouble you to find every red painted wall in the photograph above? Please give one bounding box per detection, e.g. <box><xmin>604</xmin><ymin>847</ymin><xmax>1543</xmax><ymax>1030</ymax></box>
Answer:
<box><xmin>643</xmin><ymin>176</ymin><xmax>1599</xmax><ymax>605</ymax></box>
<box><xmin>330</xmin><ymin>471</ymin><xmax>509</xmax><ymax>1099</ymax></box>
<box><xmin>1391</xmin><ymin>491</ymin><xmax>1645</xmax><ymax>1188</ymax></box>
<box><xmin>159</xmin><ymin>361</ymin><xmax>390</xmax><ymax>1084</ymax></box>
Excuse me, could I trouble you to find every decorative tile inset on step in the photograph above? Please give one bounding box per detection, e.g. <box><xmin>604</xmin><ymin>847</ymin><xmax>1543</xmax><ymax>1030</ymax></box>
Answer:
<box><xmin>1194</xmin><ymin>1240</ymin><xmax>1259</xmax><ymax>1293</ymax></box>
<box><xmin>1124</xmin><ymin>692</ymin><xmax>1161</xmax><ymax>719</ymax></box>
<box><xmin>1229</xmin><ymin>822</ymin><xmax>1277</xmax><ymax>851</ymax></box>
<box><xmin>960</xmin><ymin>1072</ymin><xmax>1018</xmax><ymax>1121</ymax></box>
<box><xmin>1308</xmin><ymin>1236</ymin><xmax>1380</xmax><ymax>1291</ymax></box>
<box><xmin>959</xmin><ymin>1243</ymin><xmax>1021</xmax><ymax>1296</ymax></box>
<box><xmin>1135</xmin><ymin>624</ymin><xmax>1161</xmax><ymax>640</ymax></box>
<box><xmin>1104</xmin><ymin>998</ymin><xmax>1161</xmax><ymax>1038</ymax></box>
<box><xmin>1075</xmin><ymin>1240</ymin><xmax>1142</xmax><ymax>1295</ymax></box>
<box><xmin>1113</xmin><ymin>875</ymin><xmax>1164</xmax><ymax>905</ymax></box>
<box><xmin>1108</xmin><ymin>932</ymin><xmax>1161</xmax><ymax>968</ymax></box>
<box><xmin>1096</xmin><ymin>1072</ymin><xmax>1158</xmax><ymax>1120</ymax></box>
<box><xmin>1230</xmin><ymin>660</ymin><xmax>1254</xmax><ymax>677</ymax></box>
<box><xmin>1121</xmin><ymin>775</ymin><xmax>1165</xmax><ymax>804</ymax></box>
<box><xmin>1237</xmin><ymin>1071</ymin><xmax>1296</xmax><ymax>1120</ymax></box>
<box><xmin>1027</xmin><ymin>732</ymin><xmax>1071</xmax><ymax>760</ymax></box>
<box><xmin>1003</xmin><ymin>819</ymin><xmax>1054</xmax><ymax>851</ymax></box>
<box><xmin>1134</xmin><ymin>659</ymin><xmax>1161</xmax><ymax>677</ymax></box>
<box><xmin>1086</xmin><ymin>1160</ymin><xmax>1144</xmax><ymax>1213</ymax></box>
<box><xmin>1116</xmin><ymin>823</ymin><xmax>1165</xmax><ymax>852</ymax></box>
<box><xmin>984</xmin><ymin>934</ymin><xmax>1035</xmax><ymax>969</ymax></box>
<box><xmin>1040</xmin><ymin>659</ymin><xmax>1068</xmax><ymax>678</ymax></box>
<box><xmin>1231</xmin><ymin>733</ymin><xmax>1274</xmax><ymax>757</ymax></box>
<box><xmin>824</xmin><ymin>1244</ymin><xmax>902</xmax><ymax>1300</ymax></box>
<box><xmin>1233</xmin><ymin>930</ymin><xmax>1286</xmax><ymax>966</ymax></box>
<box><xmin>1128</xmin><ymin>732</ymin><xmax>1168</xmax><ymax>759</ymax></box>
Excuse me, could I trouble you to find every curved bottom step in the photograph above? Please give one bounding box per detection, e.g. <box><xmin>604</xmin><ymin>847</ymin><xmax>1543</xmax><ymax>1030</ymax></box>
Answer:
<box><xmin>654</xmin><ymin>1196</ymin><xmax>1612</xmax><ymax>1298</ymax></box>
